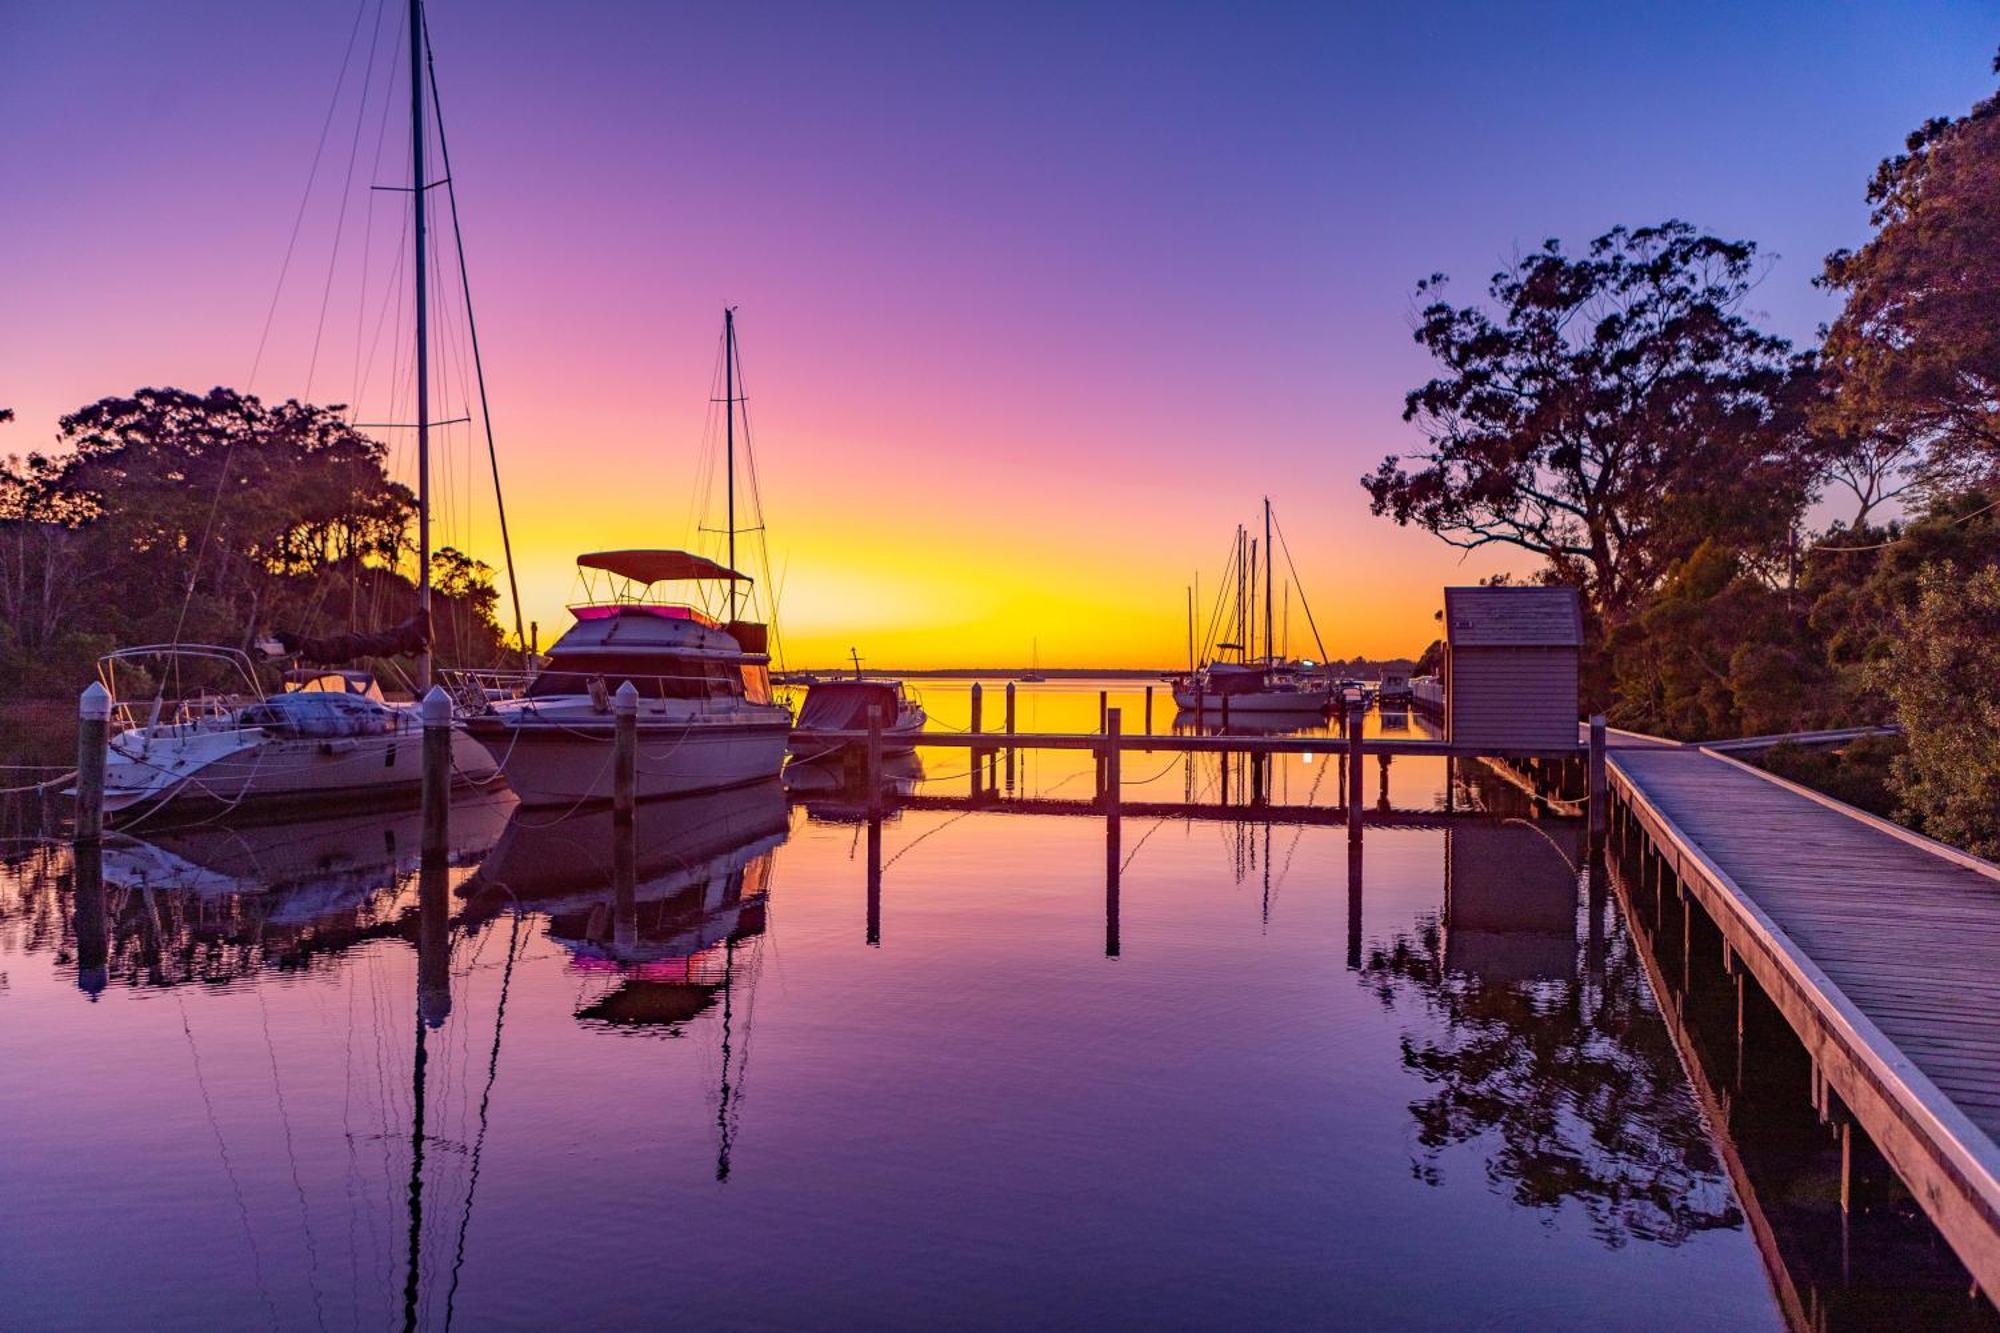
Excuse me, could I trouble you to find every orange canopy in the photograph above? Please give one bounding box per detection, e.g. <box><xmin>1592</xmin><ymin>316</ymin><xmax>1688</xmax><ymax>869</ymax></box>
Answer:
<box><xmin>577</xmin><ymin>549</ymin><xmax>750</xmax><ymax>585</ymax></box>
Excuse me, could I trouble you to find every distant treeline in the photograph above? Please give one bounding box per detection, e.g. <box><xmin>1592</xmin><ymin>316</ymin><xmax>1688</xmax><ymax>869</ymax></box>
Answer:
<box><xmin>815</xmin><ymin>659</ymin><xmax>1417</xmax><ymax>681</ymax></box>
<box><xmin>1369</xmin><ymin>65</ymin><xmax>2000</xmax><ymax>854</ymax></box>
<box><xmin>0</xmin><ymin>388</ymin><xmax>511</xmax><ymax>699</ymax></box>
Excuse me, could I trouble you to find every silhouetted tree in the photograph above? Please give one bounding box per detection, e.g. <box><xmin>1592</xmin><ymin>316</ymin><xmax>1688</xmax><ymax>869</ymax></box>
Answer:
<box><xmin>1366</xmin><ymin>222</ymin><xmax>1817</xmax><ymax>620</ymax></box>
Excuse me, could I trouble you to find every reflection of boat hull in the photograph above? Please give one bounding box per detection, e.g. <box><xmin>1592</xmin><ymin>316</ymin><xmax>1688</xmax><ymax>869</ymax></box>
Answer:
<box><xmin>102</xmin><ymin>726</ymin><xmax>499</xmax><ymax>820</ymax></box>
<box><xmin>468</xmin><ymin>780</ymin><xmax>790</xmax><ymax>903</ymax></box>
<box><xmin>1170</xmin><ymin>706</ymin><xmax>1329</xmax><ymax>735</ymax></box>
<box><xmin>465</xmin><ymin>715</ymin><xmax>790</xmax><ymax>807</ymax></box>
<box><xmin>788</xmin><ymin>718</ymin><xmax>923</xmax><ymax>759</ymax></box>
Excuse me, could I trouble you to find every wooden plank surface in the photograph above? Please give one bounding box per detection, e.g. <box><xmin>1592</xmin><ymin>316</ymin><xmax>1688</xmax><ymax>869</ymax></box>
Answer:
<box><xmin>1616</xmin><ymin>746</ymin><xmax>2000</xmax><ymax>1141</ymax></box>
<box><xmin>1612</xmin><ymin>745</ymin><xmax>2000</xmax><ymax>1297</ymax></box>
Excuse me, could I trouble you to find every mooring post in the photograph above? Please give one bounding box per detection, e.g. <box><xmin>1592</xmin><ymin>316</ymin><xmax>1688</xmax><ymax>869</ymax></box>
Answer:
<box><xmin>1144</xmin><ymin>685</ymin><xmax>1154</xmax><ymax>735</ymax></box>
<box><xmin>612</xmin><ymin>680</ymin><xmax>639</xmax><ymax>821</ymax></box>
<box><xmin>1004</xmin><ymin>680</ymin><xmax>1017</xmax><ymax>791</ymax></box>
<box><xmin>1346</xmin><ymin>700</ymin><xmax>1364</xmax><ymax>841</ymax></box>
<box><xmin>74</xmin><ymin>681</ymin><xmax>110</xmax><ymax>842</ymax></box>
<box><xmin>866</xmin><ymin>704</ymin><xmax>885</xmax><ymax>816</ymax></box>
<box><xmin>866</xmin><ymin>814</ymin><xmax>883</xmax><ymax>946</ymax></box>
<box><xmin>1588</xmin><ymin>713</ymin><xmax>1607</xmax><ymax>840</ymax></box>
<box><xmin>970</xmin><ymin>681</ymin><xmax>985</xmax><ymax>801</ymax></box>
<box><xmin>1105</xmin><ymin>708</ymin><xmax>1122</xmax><ymax>956</ymax></box>
<box><xmin>73</xmin><ymin>836</ymin><xmax>108</xmax><ymax>997</ymax></box>
<box><xmin>420</xmin><ymin>685</ymin><xmax>453</xmax><ymax>854</ymax></box>
<box><xmin>1104</xmin><ymin>707</ymin><xmax>1122</xmax><ymax>815</ymax></box>
<box><xmin>1377</xmin><ymin>752</ymin><xmax>1391</xmax><ymax>810</ymax></box>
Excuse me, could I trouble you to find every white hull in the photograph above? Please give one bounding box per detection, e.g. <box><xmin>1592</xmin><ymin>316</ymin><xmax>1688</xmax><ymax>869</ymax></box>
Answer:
<box><xmin>468</xmin><ymin>710</ymin><xmax>791</xmax><ymax>807</ymax></box>
<box><xmin>1170</xmin><ymin>687</ymin><xmax>1334</xmax><ymax>714</ymax></box>
<box><xmin>102</xmin><ymin>723</ymin><xmax>498</xmax><ymax>817</ymax></box>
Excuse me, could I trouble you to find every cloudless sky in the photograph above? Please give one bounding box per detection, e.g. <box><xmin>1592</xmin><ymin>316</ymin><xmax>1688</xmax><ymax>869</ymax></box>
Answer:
<box><xmin>4</xmin><ymin>1</ymin><xmax>1996</xmax><ymax>666</ymax></box>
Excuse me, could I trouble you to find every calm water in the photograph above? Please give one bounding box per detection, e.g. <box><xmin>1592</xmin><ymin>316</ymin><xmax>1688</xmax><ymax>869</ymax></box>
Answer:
<box><xmin>0</xmin><ymin>682</ymin><xmax>1979</xmax><ymax>1329</ymax></box>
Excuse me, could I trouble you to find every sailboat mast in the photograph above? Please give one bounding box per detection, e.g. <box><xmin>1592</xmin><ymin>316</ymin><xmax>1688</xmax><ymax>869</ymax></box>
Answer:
<box><xmin>1186</xmin><ymin>584</ymin><xmax>1194</xmax><ymax>674</ymax></box>
<box><xmin>724</xmin><ymin>307</ymin><xmax>738</xmax><ymax>623</ymax></box>
<box><xmin>1263</xmin><ymin>497</ymin><xmax>1273</xmax><ymax>666</ymax></box>
<box><xmin>410</xmin><ymin>0</ymin><xmax>431</xmax><ymax>689</ymax></box>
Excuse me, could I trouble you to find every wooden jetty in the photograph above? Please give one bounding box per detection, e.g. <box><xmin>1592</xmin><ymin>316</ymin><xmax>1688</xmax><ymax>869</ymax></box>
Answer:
<box><xmin>1610</xmin><ymin>741</ymin><xmax>2000</xmax><ymax>1300</ymax></box>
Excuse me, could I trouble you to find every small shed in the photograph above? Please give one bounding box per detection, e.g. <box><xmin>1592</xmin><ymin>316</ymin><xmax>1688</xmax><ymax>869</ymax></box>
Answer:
<box><xmin>1442</xmin><ymin>586</ymin><xmax>1582</xmax><ymax>751</ymax></box>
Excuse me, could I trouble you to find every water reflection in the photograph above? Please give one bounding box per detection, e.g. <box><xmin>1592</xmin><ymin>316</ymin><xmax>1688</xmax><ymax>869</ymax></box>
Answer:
<box><xmin>1359</xmin><ymin>822</ymin><xmax>1745</xmax><ymax>1248</ymax></box>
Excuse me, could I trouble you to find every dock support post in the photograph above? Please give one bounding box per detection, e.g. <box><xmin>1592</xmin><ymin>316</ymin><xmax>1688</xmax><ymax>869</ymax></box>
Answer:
<box><xmin>1105</xmin><ymin>708</ymin><xmax>1121</xmax><ymax>956</ymax></box>
<box><xmin>1099</xmin><ymin>689</ymin><xmax>1107</xmax><ymax>733</ymax></box>
<box><xmin>1346</xmin><ymin>701</ymin><xmax>1364</xmax><ymax>842</ymax></box>
<box><xmin>1444</xmin><ymin>756</ymin><xmax>1455</xmax><ymax>813</ymax></box>
<box><xmin>1588</xmin><ymin>714</ymin><xmax>1607</xmax><ymax>841</ymax></box>
<box><xmin>74</xmin><ymin>682</ymin><xmax>110</xmax><ymax>842</ymax></box>
<box><xmin>611</xmin><ymin>681</ymin><xmax>639</xmax><ymax>822</ymax></box>
<box><xmin>866</xmin><ymin>814</ymin><xmax>882</xmax><ymax>946</ymax></box>
<box><xmin>421</xmin><ymin>685</ymin><xmax>453</xmax><ymax>854</ymax></box>
<box><xmin>1144</xmin><ymin>685</ymin><xmax>1154</xmax><ymax>735</ymax></box>
<box><xmin>1004</xmin><ymin>681</ymin><xmax>1017</xmax><ymax>792</ymax></box>
<box><xmin>1377</xmin><ymin>753</ymin><xmax>1391</xmax><ymax>810</ymax></box>
<box><xmin>970</xmin><ymin>681</ymin><xmax>985</xmax><ymax>802</ymax></box>
<box><xmin>73</xmin><ymin>837</ymin><xmax>108</xmax><ymax>997</ymax></box>
<box><xmin>865</xmin><ymin>704</ymin><xmax>884</xmax><ymax>817</ymax></box>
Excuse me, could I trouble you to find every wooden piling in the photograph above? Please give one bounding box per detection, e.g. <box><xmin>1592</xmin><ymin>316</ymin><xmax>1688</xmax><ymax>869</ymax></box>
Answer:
<box><xmin>970</xmin><ymin>681</ymin><xmax>985</xmax><ymax>800</ymax></box>
<box><xmin>1346</xmin><ymin>700</ymin><xmax>1364</xmax><ymax>841</ymax></box>
<box><xmin>1588</xmin><ymin>713</ymin><xmax>1607</xmax><ymax>839</ymax></box>
<box><xmin>74</xmin><ymin>681</ymin><xmax>110</xmax><ymax>842</ymax></box>
<box><xmin>420</xmin><ymin>685</ymin><xmax>453</xmax><ymax>855</ymax></box>
<box><xmin>1144</xmin><ymin>685</ymin><xmax>1154</xmax><ymax>735</ymax></box>
<box><xmin>1104</xmin><ymin>708</ymin><xmax>1122</xmax><ymax>815</ymax></box>
<box><xmin>970</xmin><ymin>681</ymin><xmax>983</xmax><ymax>737</ymax></box>
<box><xmin>612</xmin><ymin>680</ymin><xmax>639</xmax><ymax>821</ymax></box>
<box><xmin>1004</xmin><ymin>681</ymin><xmax>1017</xmax><ymax>791</ymax></box>
<box><xmin>866</xmin><ymin>815</ymin><xmax>883</xmax><ymax>945</ymax></box>
<box><xmin>865</xmin><ymin>703</ymin><xmax>884</xmax><ymax>816</ymax></box>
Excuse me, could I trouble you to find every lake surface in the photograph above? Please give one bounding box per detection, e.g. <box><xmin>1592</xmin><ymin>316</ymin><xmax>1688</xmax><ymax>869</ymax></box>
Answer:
<box><xmin>0</xmin><ymin>682</ymin><xmax>1983</xmax><ymax>1329</ymax></box>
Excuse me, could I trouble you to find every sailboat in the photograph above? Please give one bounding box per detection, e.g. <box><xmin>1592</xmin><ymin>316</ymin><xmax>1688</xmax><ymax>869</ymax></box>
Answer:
<box><xmin>457</xmin><ymin>310</ymin><xmax>792</xmax><ymax>805</ymax></box>
<box><xmin>1170</xmin><ymin>498</ymin><xmax>1335</xmax><ymax>715</ymax></box>
<box><xmin>1017</xmin><ymin>640</ymin><xmax>1047</xmax><ymax>683</ymax></box>
<box><xmin>91</xmin><ymin>0</ymin><xmax>506</xmax><ymax>821</ymax></box>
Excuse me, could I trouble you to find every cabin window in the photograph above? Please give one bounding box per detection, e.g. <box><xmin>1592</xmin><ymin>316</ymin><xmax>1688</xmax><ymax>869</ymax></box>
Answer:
<box><xmin>528</xmin><ymin>652</ymin><xmax>744</xmax><ymax>700</ymax></box>
<box><xmin>740</xmin><ymin>664</ymin><xmax>772</xmax><ymax>704</ymax></box>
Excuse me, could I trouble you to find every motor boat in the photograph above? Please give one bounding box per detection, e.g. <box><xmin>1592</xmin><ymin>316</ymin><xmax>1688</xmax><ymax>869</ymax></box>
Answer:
<box><xmin>92</xmin><ymin>645</ymin><xmax>500</xmax><ymax>822</ymax></box>
<box><xmin>454</xmin><ymin>550</ymin><xmax>792</xmax><ymax>807</ymax></box>
<box><xmin>788</xmin><ymin>678</ymin><xmax>926</xmax><ymax>758</ymax></box>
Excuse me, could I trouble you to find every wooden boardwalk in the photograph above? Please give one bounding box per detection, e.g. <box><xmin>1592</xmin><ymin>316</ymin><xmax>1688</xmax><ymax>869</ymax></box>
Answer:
<box><xmin>1610</xmin><ymin>744</ymin><xmax>2000</xmax><ymax>1297</ymax></box>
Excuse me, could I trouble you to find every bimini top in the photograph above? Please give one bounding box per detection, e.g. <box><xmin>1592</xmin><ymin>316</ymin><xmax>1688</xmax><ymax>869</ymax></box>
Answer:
<box><xmin>577</xmin><ymin>550</ymin><xmax>750</xmax><ymax>585</ymax></box>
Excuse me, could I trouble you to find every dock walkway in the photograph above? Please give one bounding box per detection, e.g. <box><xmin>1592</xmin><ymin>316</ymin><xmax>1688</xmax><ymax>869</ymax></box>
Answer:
<box><xmin>1610</xmin><ymin>743</ymin><xmax>2000</xmax><ymax>1295</ymax></box>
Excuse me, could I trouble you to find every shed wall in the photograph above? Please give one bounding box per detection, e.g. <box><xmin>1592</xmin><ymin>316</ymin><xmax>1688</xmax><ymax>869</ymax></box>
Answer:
<box><xmin>1445</xmin><ymin>646</ymin><xmax>1577</xmax><ymax>749</ymax></box>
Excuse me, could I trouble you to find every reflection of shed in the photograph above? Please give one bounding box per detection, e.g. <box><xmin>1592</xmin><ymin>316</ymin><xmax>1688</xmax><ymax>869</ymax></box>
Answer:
<box><xmin>1442</xmin><ymin>823</ymin><xmax>1580</xmax><ymax>983</ymax></box>
<box><xmin>1442</xmin><ymin>586</ymin><xmax>1582</xmax><ymax>750</ymax></box>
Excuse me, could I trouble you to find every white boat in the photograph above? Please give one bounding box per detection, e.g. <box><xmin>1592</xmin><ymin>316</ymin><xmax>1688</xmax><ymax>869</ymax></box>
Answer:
<box><xmin>789</xmin><ymin>678</ymin><xmax>927</xmax><ymax>757</ymax></box>
<box><xmin>94</xmin><ymin>646</ymin><xmax>499</xmax><ymax>820</ymax></box>
<box><xmin>458</xmin><ymin>550</ymin><xmax>792</xmax><ymax>806</ymax></box>
<box><xmin>1168</xmin><ymin>662</ymin><xmax>1335</xmax><ymax>714</ymax></box>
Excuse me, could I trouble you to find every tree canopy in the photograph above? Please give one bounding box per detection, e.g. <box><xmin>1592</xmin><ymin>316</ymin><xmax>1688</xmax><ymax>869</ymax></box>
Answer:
<box><xmin>1366</xmin><ymin>222</ymin><xmax>1817</xmax><ymax>619</ymax></box>
<box><xmin>0</xmin><ymin>386</ymin><xmax>507</xmax><ymax>695</ymax></box>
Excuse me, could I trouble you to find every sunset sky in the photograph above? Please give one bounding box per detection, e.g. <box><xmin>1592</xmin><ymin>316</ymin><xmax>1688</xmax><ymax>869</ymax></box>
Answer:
<box><xmin>5</xmin><ymin>1</ymin><xmax>1996</xmax><ymax>667</ymax></box>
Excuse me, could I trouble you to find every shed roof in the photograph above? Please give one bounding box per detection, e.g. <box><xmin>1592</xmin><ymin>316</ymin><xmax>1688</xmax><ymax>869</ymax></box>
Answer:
<box><xmin>1443</xmin><ymin>586</ymin><xmax>1582</xmax><ymax>648</ymax></box>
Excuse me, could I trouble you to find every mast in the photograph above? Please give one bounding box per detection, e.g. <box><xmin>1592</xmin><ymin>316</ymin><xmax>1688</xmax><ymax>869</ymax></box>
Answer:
<box><xmin>1263</xmin><ymin>497</ymin><xmax>1273</xmax><ymax>666</ymax></box>
<box><xmin>410</xmin><ymin>0</ymin><xmax>432</xmax><ymax>690</ymax></box>
<box><xmin>1186</xmin><ymin>584</ymin><xmax>1194</xmax><ymax>674</ymax></box>
<box><xmin>724</xmin><ymin>307</ymin><xmax>739</xmax><ymax>623</ymax></box>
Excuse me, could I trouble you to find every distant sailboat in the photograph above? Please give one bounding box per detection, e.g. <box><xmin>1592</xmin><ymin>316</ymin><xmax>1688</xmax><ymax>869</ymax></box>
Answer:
<box><xmin>1018</xmin><ymin>640</ymin><xmax>1047</xmax><ymax>683</ymax></box>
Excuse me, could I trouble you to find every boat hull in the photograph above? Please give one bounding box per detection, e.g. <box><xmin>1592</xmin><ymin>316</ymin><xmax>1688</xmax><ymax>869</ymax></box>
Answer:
<box><xmin>1170</xmin><ymin>687</ymin><xmax>1335</xmax><ymax>714</ymax></box>
<box><xmin>467</xmin><ymin>715</ymin><xmax>791</xmax><ymax>807</ymax></box>
<box><xmin>101</xmin><ymin>727</ymin><xmax>500</xmax><ymax>821</ymax></box>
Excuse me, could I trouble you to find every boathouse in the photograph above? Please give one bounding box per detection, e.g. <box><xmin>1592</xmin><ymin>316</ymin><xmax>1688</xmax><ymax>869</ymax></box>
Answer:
<box><xmin>1441</xmin><ymin>585</ymin><xmax>1581</xmax><ymax>750</ymax></box>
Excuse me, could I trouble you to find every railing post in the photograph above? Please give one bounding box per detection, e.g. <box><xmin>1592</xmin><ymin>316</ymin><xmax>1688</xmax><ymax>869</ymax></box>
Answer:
<box><xmin>1588</xmin><ymin>713</ymin><xmax>1607</xmax><ymax>840</ymax></box>
<box><xmin>421</xmin><ymin>685</ymin><xmax>453</xmax><ymax>855</ymax></box>
<box><xmin>612</xmin><ymin>680</ymin><xmax>639</xmax><ymax>820</ymax></box>
<box><xmin>1346</xmin><ymin>699</ymin><xmax>1364</xmax><ymax>841</ymax></box>
<box><xmin>866</xmin><ymin>703</ymin><xmax>884</xmax><ymax>816</ymax></box>
<box><xmin>74</xmin><ymin>681</ymin><xmax>110</xmax><ymax>842</ymax></box>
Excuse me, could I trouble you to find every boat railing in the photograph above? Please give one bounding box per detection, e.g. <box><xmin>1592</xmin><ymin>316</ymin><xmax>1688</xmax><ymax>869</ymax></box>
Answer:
<box><xmin>441</xmin><ymin>666</ymin><xmax>785</xmax><ymax>714</ymax></box>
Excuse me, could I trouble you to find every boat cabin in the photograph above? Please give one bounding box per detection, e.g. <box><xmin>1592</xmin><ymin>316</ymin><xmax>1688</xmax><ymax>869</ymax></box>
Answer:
<box><xmin>542</xmin><ymin>550</ymin><xmax>774</xmax><ymax>703</ymax></box>
<box><xmin>795</xmin><ymin>680</ymin><xmax>913</xmax><ymax>731</ymax></box>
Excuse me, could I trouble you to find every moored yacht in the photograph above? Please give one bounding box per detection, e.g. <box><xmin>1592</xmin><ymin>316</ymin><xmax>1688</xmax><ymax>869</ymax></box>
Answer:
<box><xmin>456</xmin><ymin>550</ymin><xmax>792</xmax><ymax>806</ymax></box>
<box><xmin>1170</xmin><ymin>497</ymin><xmax>1336</xmax><ymax>715</ymax></box>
